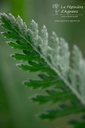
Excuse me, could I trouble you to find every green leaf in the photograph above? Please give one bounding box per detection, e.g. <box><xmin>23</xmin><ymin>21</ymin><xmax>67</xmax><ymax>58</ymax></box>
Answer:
<box><xmin>0</xmin><ymin>13</ymin><xmax>85</xmax><ymax>128</ymax></box>
<box><xmin>32</xmin><ymin>89</ymin><xmax>77</xmax><ymax>104</ymax></box>
<box><xmin>40</xmin><ymin>104</ymin><xmax>85</xmax><ymax>120</ymax></box>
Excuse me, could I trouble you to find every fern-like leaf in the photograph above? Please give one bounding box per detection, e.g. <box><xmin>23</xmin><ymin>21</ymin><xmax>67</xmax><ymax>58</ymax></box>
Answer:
<box><xmin>0</xmin><ymin>13</ymin><xmax>85</xmax><ymax>128</ymax></box>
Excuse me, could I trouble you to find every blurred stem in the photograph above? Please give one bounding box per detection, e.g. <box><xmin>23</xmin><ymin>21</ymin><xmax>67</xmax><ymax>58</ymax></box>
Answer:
<box><xmin>9</xmin><ymin>0</ymin><xmax>25</xmax><ymax>19</ymax></box>
<box><xmin>0</xmin><ymin>51</ymin><xmax>29</xmax><ymax>128</ymax></box>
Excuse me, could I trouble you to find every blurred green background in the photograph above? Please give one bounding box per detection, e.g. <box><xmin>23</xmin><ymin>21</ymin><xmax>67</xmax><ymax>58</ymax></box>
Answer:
<box><xmin>0</xmin><ymin>0</ymin><xmax>85</xmax><ymax>128</ymax></box>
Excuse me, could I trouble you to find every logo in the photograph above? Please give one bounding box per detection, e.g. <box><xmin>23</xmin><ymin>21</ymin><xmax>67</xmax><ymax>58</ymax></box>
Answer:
<box><xmin>52</xmin><ymin>3</ymin><xmax>84</xmax><ymax>22</ymax></box>
<box><xmin>52</xmin><ymin>4</ymin><xmax>60</xmax><ymax>15</ymax></box>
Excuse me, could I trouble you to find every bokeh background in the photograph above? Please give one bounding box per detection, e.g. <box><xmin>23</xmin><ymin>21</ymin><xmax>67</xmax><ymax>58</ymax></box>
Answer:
<box><xmin>0</xmin><ymin>0</ymin><xmax>85</xmax><ymax>128</ymax></box>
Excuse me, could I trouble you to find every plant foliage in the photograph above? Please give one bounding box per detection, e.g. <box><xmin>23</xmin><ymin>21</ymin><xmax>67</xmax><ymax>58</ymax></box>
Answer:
<box><xmin>0</xmin><ymin>13</ymin><xmax>85</xmax><ymax>128</ymax></box>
